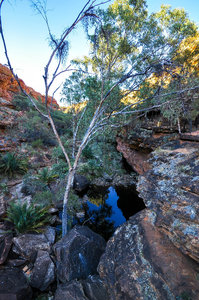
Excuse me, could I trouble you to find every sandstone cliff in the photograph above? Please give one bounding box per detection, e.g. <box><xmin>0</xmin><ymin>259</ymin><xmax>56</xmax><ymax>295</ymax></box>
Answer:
<box><xmin>0</xmin><ymin>63</ymin><xmax>58</xmax><ymax>107</ymax></box>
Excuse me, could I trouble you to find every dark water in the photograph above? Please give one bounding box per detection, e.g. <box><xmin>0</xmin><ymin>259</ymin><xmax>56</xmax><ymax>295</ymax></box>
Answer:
<box><xmin>75</xmin><ymin>185</ymin><xmax>145</xmax><ymax>240</ymax></box>
<box><xmin>94</xmin><ymin>186</ymin><xmax>126</xmax><ymax>227</ymax></box>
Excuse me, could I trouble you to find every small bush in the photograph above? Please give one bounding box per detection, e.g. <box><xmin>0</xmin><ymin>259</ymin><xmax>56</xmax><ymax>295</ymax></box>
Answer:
<box><xmin>51</xmin><ymin>161</ymin><xmax>69</xmax><ymax>179</ymax></box>
<box><xmin>0</xmin><ymin>152</ymin><xmax>28</xmax><ymax>177</ymax></box>
<box><xmin>23</xmin><ymin>126</ymin><xmax>56</xmax><ymax>146</ymax></box>
<box><xmin>37</xmin><ymin>167</ymin><xmax>58</xmax><ymax>185</ymax></box>
<box><xmin>12</xmin><ymin>94</ymin><xmax>31</xmax><ymax>111</ymax></box>
<box><xmin>6</xmin><ymin>201</ymin><xmax>50</xmax><ymax>234</ymax></box>
<box><xmin>0</xmin><ymin>182</ymin><xmax>9</xmax><ymax>195</ymax></box>
<box><xmin>31</xmin><ymin>139</ymin><xmax>43</xmax><ymax>148</ymax></box>
<box><xmin>82</xmin><ymin>145</ymin><xmax>94</xmax><ymax>159</ymax></box>
<box><xmin>52</xmin><ymin>140</ymin><xmax>72</xmax><ymax>161</ymax></box>
<box><xmin>78</xmin><ymin>159</ymin><xmax>103</xmax><ymax>179</ymax></box>
<box><xmin>32</xmin><ymin>190</ymin><xmax>54</xmax><ymax>207</ymax></box>
<box><xmin>68</xmin><ymin>191</ymin><xmax>81</xmax><ymax>215</ymax></box>
<box><xmin>52</xmin><ymin>182</ymin><xmax>81</xmax><ymax>215</ymax></box>
<box><xmin>51</xmin><ymin>109</ymin><xmax>73</xmax><ymax>136</ymax></box>
<box><xmin>52</xmin><ymin>146</ymin><xmax>66</xmax><ymax>161</ymax></box>
<box><xmin>21</xmin><ymin>176</ymin><xmax>48</xmax><ymax>196</ymax></box>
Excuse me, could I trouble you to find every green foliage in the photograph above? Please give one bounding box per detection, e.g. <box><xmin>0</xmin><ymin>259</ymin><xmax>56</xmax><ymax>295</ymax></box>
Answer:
<box><xmin>61</xmin><ymin>71</ymin><xmax>87</xmax><ymax>106</ymax></box>
<box><xmin>0</xmin><ymin>152</ymin><xmax>28</xmax><ymax>177</ymax></box>
<box><xmin>52</xmin><ymin>146</ymin><xmax>66</xmax><ymax>160</ymax></box>
<box><xmin>6</xmin><ymin>201</ymin><xmax>50</xmax><ymax>234</ymax></box>
<box><xmin>67</xmin><ymin>191</ymin><xmax>81</xmax><ymax>215</ymax></box>
<box><xmin>21</xmin><ymin>175</ymin><xmax>48</xmax><ymax>196</ymax></box>
<box><xmin>82</xmin><ymin>145</ymin><xmax>94</xmax><ymax>159</ymax></box>
<box><xmin>37</xmin><ymin>167</ymin><xmax>58</xmax><ymax>185</ymax></box>
<box><xmin>13</xmin><ymin>94</ymin><xmax>72</xmax><ymax>149</ymax></box>
<box><xmin>52</xmin><ymin>139</ymin><xmax>71</xmax><ymax>161</ymax></box>
<box><xmin>31</xmin><ymin>139</ymin><xmax>43</xmax><ymax>148</ymax></box>
<box><xmin>0</xmin><ymin>182</ymin><xmax>9</xmax><ymax>195</ymax></box>
<box><xmin>155</xmin><ymin>5</ymin><xmax>197</xmax><ymax>46</ymax></box>
<box><xmin>32</xmin><ymin>190</ymin><xmax>54</xmax><ymax>207</ymax></box>
<box><xmin>78</xmin><ymin>159</ymin><xmax>103</xmax><ymax>180</ymax></box>
<box><xmin>176</xmin><ymin>291</ymin><xmax>192</xmax><ymax>300</ymax></box>
<box><xmin>50</xmin><ymin>109</ymin><xmax>72</xmax><ymax>136</ymax></box>
<box><xmin>22</xmin><ymin>115</ymin><xmax>56</xmax><ymax>147</ymax></box>
<box><xmin>12</xmin><ymin>94</ymin><xmax>31</xmax><ymax>111</ymax></box>
<box><xmin>51</xmin><ymin>161</ymin><xmax>69</xmax><ymax>179</ymax></box>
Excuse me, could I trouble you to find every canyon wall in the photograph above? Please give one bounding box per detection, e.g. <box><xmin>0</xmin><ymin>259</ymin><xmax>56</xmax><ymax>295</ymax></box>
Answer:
<box><xmin>99</xmin><ymin>120</ymin><xmax>199</xmax><ymax>299</ymax></box>
<box><xmin>0</xmin><ymin>63</ymin><xmax>58</xmax><ymax>107</ymax></box>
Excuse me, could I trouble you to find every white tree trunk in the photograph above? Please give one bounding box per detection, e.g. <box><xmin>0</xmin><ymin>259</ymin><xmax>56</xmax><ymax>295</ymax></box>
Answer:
<box><xmin>62</xmin><ymin>168</ymin><xmax>76</xmax><ymax>236</ymax></box>
<box><xmin>177</xmin><ymin>117</ymin><xmax>181</xmax><ymax>134</ymax></box>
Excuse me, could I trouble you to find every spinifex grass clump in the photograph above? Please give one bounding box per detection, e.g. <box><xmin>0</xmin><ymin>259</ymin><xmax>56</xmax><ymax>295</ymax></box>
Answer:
<box><xmin>0</xmin><ymin>152</ymin><xmax>28</xmax><ymax>177</ymax></box>
<box><xmin>6</xmin><ymin>201</ymin><xmax>50</xmax><ymax>234</ymax></box>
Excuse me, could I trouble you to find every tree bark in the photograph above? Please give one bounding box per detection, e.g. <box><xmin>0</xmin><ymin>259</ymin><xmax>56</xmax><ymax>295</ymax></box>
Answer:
<box><xmin>62</xmin><ymin>168</ymin><xmax>76</xmax><ymax>236</ymax></box>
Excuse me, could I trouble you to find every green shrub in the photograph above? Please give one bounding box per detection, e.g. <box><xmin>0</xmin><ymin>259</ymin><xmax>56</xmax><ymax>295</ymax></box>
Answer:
<box><xmin>82</xmin><ymin>145</ymin><xmax>94</xmax><ymax>159</ymax></box>
<box><xmin>51</xmin><ymin>182</ymin><xmax>81</xmax><ymax>214</ymax></box>
<box><xmin>68</xmin><ymin>191</ymin><xmax>81</xmax><ymax>215</ymax></box>
<box><xmin>31</xmin><ymin>139</ymin><xmax>43</xmax><ymax>148</ymax></box>
<box><xmin>0</xmin><ymin>182</ymin><xmax>9</xmax><ymax>195</ymax></box>
<box><xmin>78</xmin><ymin>159</ymin><xmax>103</xmax><ymax>179</ymax></box>
<box><xmin>51</xmin><ymin>109</ymin><xmax>73</xmax><ymax>136</ymax></box>
<box><xmin>55</xmin><ymin>189</ymin><xmax>81</xmax><ymax>229</ymax></box>
<box><xmin>52</xmin><ymin>146</ymin><xmax>66</xmax><ymax>161</ymax></box>
<box><xmin>21</xmin><ymin>176</ymin><xmax>48</xmax><ymax>196</ymax></box>
<box><xmin>23</xmin><ymin>126</ymin><xmax>56</xmax><ymax>146</ymax></box>
<box><xmin>6</xmin><ymin>201</ymin><xmax>50</xmax><ymax>234</ymax></box>
<box><xmin>52</xmin><ymin>140</ymin><xmax>72</xmax><ymax>161</ymax></box>
<box><xmin>32</xmin><ymin>190</ymin><xmax>54</xmax><ymax>207</ymax></box>
<box><xmin>0</xmin><ymin>152</ymin><xmax>28</xmax><ymax>177</ymax></box>
<box><xmin>37</xmin><ymin>167</ymin><xmax>58</xmax><ymax>185</ymax></box>
<box><xmin>12</xmin><ymin>94</ymin><xmax>31</xmax><ymax>111</ymax></box>
<box><xmin>51</xmin><ymin>161</ymin><xmax>69</xmax><ymax>179</ymax></box>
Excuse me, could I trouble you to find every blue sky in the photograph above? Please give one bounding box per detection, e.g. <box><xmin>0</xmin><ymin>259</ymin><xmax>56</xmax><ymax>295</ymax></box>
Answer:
<box><xmin>0</xmin><ymin>0</ymin><xmax>199</xmax><ymax>100</ymax></box>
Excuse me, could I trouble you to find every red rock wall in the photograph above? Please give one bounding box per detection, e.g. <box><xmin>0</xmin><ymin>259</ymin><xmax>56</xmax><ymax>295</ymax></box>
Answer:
<box><xmin>0</xmin><ymin>63</ymin><xmax>58</xmax><ymax>108</ymax></box>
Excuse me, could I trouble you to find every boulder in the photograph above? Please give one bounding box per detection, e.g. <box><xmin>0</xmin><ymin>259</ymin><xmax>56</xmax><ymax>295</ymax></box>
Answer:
<box><xmin>44</xmin><ymin>226</ymin><xmax>56</xmax><ymax>245</ymax></box>
<box><xmin>0</xmin><ymin>267</ymin><xmax>32</xmax><ymax>300</ymax></box>
<box><xmin>81</xmin><ymin>275</ymin><xmax>109</xmax><ymax>300</ymax></box>
<box><xmin>112</xmin><ymin>174</ymin><xmax>137</xmax><ymax>188</ymax></box>
<box><xmin>53</xmin><ymin>225</ymin><xmax>106</xmax><ymax>282</ymax></box>
<box><xmin>12</xmin><ymin>234</ymin><xmax>51</xmax><ymax>261</ymax></box>
<box><xmin>54</xmin><ymin>275</ymin><xmax>109</xmax><ymax>300</ymax></box>
<box><xmin>30</xmin><ymin>250</ymin><xmax>55</xmax><ymax>291</ymax></box>
<box><xmin>54</xmin><ymin>280</ymin><xmax>88</xmax><ymax>300</ymax></box>
<box><xmin>98</xmin><ymin>209</ymin><xmax>199</xmax><ymax>300</ymax></box>
<box><xmin>7</xmin><ymin>258</ymin><xmax>27</xmax><ymax>267</ymax></box>
<box><xmin>73</xmin><ymin>174</ymin><xmax>90</xmax><ymax>193</ymax></box>
<box><xmin>0</xmin><ymin>230</ymin><xmax>13</xmax><ymax>264</ymax></box>
<box><xmin>137</xmin><ymin>140</ymin><xmax>199</xmax><ymax>262</ymax></box>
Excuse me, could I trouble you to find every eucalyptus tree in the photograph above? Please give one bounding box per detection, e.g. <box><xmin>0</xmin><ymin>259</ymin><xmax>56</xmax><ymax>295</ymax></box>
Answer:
<box><xmin>60</xmin><ymin>1</ymin><xmax>199</xmax><ymax>235</ymax></box>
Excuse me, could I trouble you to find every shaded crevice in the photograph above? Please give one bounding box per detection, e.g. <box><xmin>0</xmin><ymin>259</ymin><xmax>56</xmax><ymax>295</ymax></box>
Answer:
<box><xmin>116</xmin><ymin>185</ymin><xmax>146</xmax><ymax>220</ymax></box>
<box><xmin>121</xmin><ymin>156</ymin><xmax>135</xmax><ymax>173</ymax></box>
